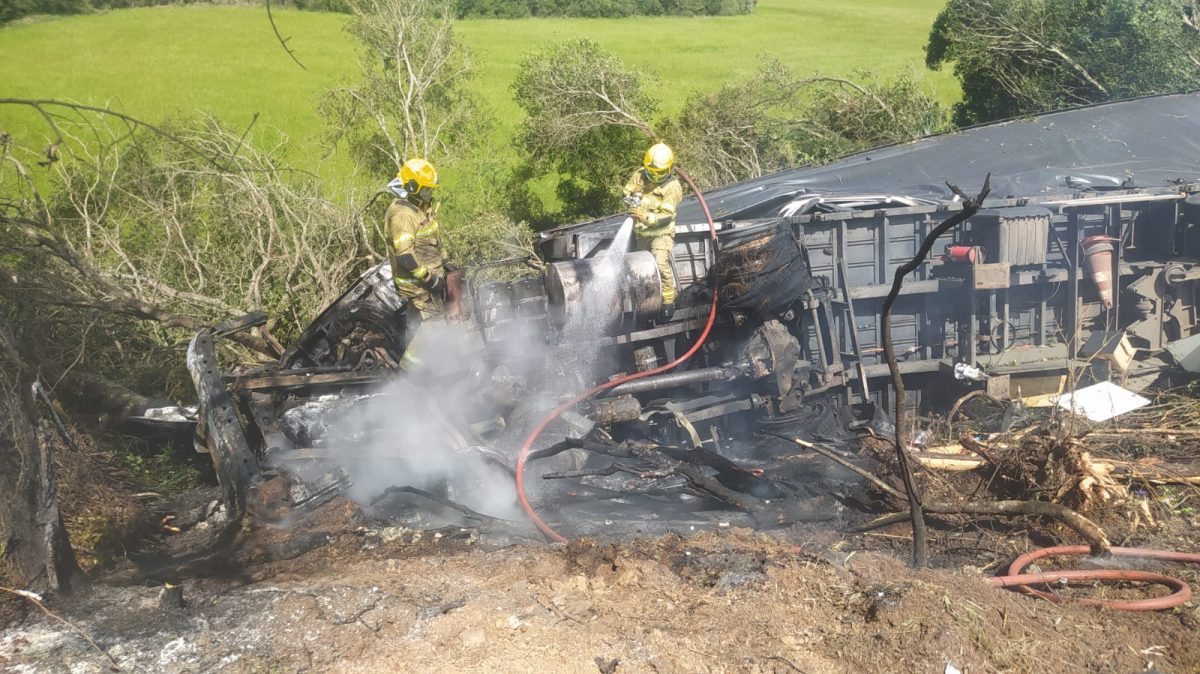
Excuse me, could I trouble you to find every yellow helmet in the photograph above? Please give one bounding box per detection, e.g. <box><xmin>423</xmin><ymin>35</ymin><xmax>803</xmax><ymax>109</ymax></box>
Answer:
<box><xmin>643</xmin><ymin>143</ymin><xmax>675</xmax><ymax>183</ymax></box>
<box><xmin>391</xmin><ymin>158</ymin><xmax>439</xmax><ymax>207</ymax></box>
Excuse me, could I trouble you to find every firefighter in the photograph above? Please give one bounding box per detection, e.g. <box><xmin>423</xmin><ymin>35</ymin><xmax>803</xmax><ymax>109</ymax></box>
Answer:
<box><xmin>624</xmin><ymin>142</ymin><xmax>683</xmax><ymax>321</ymax></box>
<box><xmin>386</xmin><ymin>158</ymin><xmax>447</xmax><ymax>367</ymax></box>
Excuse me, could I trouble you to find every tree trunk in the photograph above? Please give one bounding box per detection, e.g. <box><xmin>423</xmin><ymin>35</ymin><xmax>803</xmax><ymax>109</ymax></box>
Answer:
<box><xmin>0</xmin><ymin>316</ymin><xmax>79</xmax><ymax>593</ymax></box>
<box><xmin>52</xmin><ymin>369</ymin><xmax>151</xmax><ymax>425</ymax></box>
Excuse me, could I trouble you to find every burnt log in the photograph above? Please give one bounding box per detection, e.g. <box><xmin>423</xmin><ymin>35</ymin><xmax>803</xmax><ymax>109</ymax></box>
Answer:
<box><xmin>0</xmin><ymin>316</ymin><xmax>79</xmax><ymax>592</ymax></box>
<box><xmin>187</xmin><ymin>329</ymin><xmax>261</xmax><ymax>519</ymax></box>
<box><xmin>50</xmin><ymin>369</ymin><xmax>150</xmax><ymax>425</ymax></box>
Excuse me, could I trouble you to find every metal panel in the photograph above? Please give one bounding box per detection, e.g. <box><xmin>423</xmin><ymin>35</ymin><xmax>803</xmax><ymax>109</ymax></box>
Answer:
<box><xmin>973</xmin><ymin>263</ymin><xmax>1011</xmax><ymax>289</ymax></box>
<box><xmin>656</xmin><ymin>190</ymin><xmax>1193</xmax><ymax>412</ymax></box>
<box><xmin>963</xmin><ymin>207</ymin><xmax>1052</xmax><ymax>266</ymax></box>
<box><xmin>672</xmin><ymin>238</ymin><xmax>712</xmax><ymax>287</ymax></box>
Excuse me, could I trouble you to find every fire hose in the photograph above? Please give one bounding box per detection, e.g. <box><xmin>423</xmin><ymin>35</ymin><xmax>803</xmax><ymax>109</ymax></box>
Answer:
<box><xmin>988</xmin><ymin>545</ymin><xmax>1200</xmax><ymax>611</ymax></box>
<box><xmin>514</xmin><ymin>167</ymin><xmax>720</xmax><ymax>543</ymax></box>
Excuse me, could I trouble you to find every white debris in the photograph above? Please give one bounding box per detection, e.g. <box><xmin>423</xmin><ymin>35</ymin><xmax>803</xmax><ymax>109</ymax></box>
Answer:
<box><xmin>131</xmin><ymin>405</ymin><xmax>198</xmax><ymax>423</ymax></box>
<box><xmin>157</xmin><ymin>636</ymin><xmax>200</xmax><ymax>668</ymax></box>
<box><xmin>1053</xmin><ymin>381</ymin><xmax>1150</xmax><ymax>422</ymax></box>
<box><xmin>954</xmin><ymin>362</ymin><xmax>988</xmax><ymax>381</ymax></box>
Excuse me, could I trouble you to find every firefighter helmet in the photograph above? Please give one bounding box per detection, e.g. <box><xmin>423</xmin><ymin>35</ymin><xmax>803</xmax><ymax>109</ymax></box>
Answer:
<box><xmin>389</xmin><ymin>158</ymin><xmax>439</xmax><ymax>207</ymax></box>
<box><xmin>643</xmin><ymin>143</ymin><xmax>675</xmax><ymax>183</ymax></box>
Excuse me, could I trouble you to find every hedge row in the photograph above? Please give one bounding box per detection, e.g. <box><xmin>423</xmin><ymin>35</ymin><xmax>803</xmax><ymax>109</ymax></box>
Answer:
<box><xmin>1</xmin><ymin>0</ymin><xmax>754</xmax><ymax>23</ymax></box>
<box><xmin>451</xmin><ymin>0</ymin><xmax>755</xmax><ymax>18</ymax></box>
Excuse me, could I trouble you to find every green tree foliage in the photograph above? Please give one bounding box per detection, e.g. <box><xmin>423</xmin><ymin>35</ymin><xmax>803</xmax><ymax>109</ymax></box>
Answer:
<box><xmin>0</xmin><ymin>0</ymin><xmax>750</xmax><ymax>22</ymax></box>
<box><xmin>322</xmin><ymin>0</ymin><xmax>490</xmax><ymax>175</ymax></box>
<box><xmin>2</xmin><ymin>0</ymin><xmax>86</xmax><ymax>23</ymax></box>
<box><xmin>510</xmin><ymin>43</ymin><xmax>947</xmax><ymax>218</ymax></box>
<box><xmin>0</xmin><ymin>0</ymin><xmax>201</xmax><ymax>24</ymax></box>
<box><xmin>0</xmin><ymin>0</ymin><xmax>357</xmax><ymax>24</ymax></box>
<box><xmin>810</xmin><ymin>69</ymin><xmax>947</xmax><ymax>151</ymax></box>
<box><xmin>927</xmin><ymin>0</ymin><xmax>1200</xmax><ymax>125</ymax></box>
<box><xmin>667</xmin><ymin>63</ymin><xmax>946</xmax><ymax>189</ymax></box>
<box><xmin>509</xmin><ymin>38</ymin><xmax>658</xmax><ymax>228</ymax></box>
<box><xmin>321</xmin><ymin>0</ymin><xmax>529</xmax><ymax>264</ymax></box>
<box><xmin>284</xmin><ymin>0</ymin><xmax>352</xmax><ymax>11</ymax></box>
<box><xmin>663</xmin><ymin>58</ymin><xmax>817</xmax><ymax>189</ymax></box>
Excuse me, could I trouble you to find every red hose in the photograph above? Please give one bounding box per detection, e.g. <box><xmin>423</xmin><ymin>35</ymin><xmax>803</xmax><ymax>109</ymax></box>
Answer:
<box><xmin>515</xmin><ymin>168</ymin><xmax>720</xmax><ymax>542</ymax></box>
<box><xmin>988</xmin><ymin>545</ymin><xmax>1200</xmax><ymax>611</ymax></box>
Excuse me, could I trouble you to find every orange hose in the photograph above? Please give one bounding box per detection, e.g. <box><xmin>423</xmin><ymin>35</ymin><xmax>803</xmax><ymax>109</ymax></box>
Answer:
<box><xmin>514</xmin><ymin>168</ymin><xmax>720</xmax><ymax>542</ymax></box>
<box><xmin>988</xmin><ymin>545</ymin><xmax>1200</xmax><ymax>611</ymax></box>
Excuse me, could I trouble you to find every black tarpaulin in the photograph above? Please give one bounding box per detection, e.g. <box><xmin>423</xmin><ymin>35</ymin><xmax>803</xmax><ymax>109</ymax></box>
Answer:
<box><xmin>713</xmin><ymin>224</ymin><xmax>812</xmax><ymax>319</ymax></box>
<box><xmin>548</xmin><ymin>91</ymin><xmax>1200</xmax><ymax>236</ymax></box>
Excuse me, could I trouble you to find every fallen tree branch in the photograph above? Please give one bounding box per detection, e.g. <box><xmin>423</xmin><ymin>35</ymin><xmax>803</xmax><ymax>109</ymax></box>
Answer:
<box><xmin>851</xmin><ymin>501</ymin><xmax>1108</xmax><ymax>555</ymax></box>
<box><xmin>0</xmin><ymin>587</ymin><xmax>122</xmax><ymax>671</ymax></box>
<box><xmin>926</xmin><ymin>500</ymin><xmax>1110</xmax><ymax>555</ymax></box>
<box><xmin>925</xmin><ymin>440</ymin><xmax>1200</xmax><ymax>486</ymax></box>
<box><xmin>880</xmin><ymin>175</ymin><xmax>991</xmax><ymax>567</ymax></box>
<box><xmin>371</xmin><ymin>486</ymin><xmax>503</xmax><ymax>523</ymax></box>
<box><xmin>957</xmin><ymin>435</ymin><xmax>1000</xmax><ymax>465</ymax></box>
<box><xmin>767</xmin><ymin>434</ymin><xmax>904</xmax><ymax>500</ymax></box>
<box><xmin>947</xmin><ymin>390</ymin><xmax>999</xmax><ymax>428</ymax></box>
<box><xmin>32</xmin><ymin>380</ymin><xmax>83</xmax><ymax>455</ymax></box>
<box><xmin>0</xmin><ymin>98</ymin><xmax>220</xmax><ymax>167</ymax></box>
<box><xmin>913</xmin><ymin>452</ymin><xmax>987</xmax><ymax>471</ymax></box>
<box><xmin>854</xmin><ymin>511</ymin><xmax>913</xmax><ymax>532</ymax></box>
<box><xmin>776</xmin><ymin>433</ymin><xmax>1110</xmax><ymax>555</ymax></box>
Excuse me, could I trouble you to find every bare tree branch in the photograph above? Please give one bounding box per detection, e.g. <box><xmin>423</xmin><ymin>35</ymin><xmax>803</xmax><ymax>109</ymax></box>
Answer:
<box><xmin>879</xmin><ymin>175</ymin><xmax>991</xmax><ymax>567</ymax></box>
<box><xmin>265</xmin><ymin>0</ymin><xmax>307</xmax><ymax>71</ymax></box>
<box><xmin>322</xmin><ymin>0</ymin><xmax>486</xmax><ymax>170</ymax></box>
<box><xmin>2</xmin><ymin>114</ymin><xmax>371</xmax><ymax>361</ymax></box>
<box><xmin>0</xmin><ymin>98</ymin><xmax>222</xmax><ymax>166</ymax></box>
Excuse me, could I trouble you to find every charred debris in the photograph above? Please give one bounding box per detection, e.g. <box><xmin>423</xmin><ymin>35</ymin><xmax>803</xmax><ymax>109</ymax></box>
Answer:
<box><xmin>172</xmin><ymin>92</ymin><xmax>1200</xmax><ymax>559</ymax></box>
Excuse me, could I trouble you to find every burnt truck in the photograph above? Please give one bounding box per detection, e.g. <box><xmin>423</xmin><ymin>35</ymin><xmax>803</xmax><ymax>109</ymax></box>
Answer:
<box><xmin>189</xmin><ymin>92</ymin><xmax>1200</xmax><ymax>525</ymax></box>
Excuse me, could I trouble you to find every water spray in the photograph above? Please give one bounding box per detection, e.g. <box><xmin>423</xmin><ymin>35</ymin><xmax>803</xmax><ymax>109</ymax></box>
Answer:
<box><xmin>514</xmin><ymin>168</ymin><xmax>719</xmax><ymax>542</ymax></box>
<box><xmin>612</xmin><ymin>216</ymin><xmax>636</xmax><ymax>256</ymax></box>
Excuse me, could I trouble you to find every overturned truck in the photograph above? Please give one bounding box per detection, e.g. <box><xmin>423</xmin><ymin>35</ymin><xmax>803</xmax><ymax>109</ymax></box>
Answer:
<box><xmin>190</xmin><ymin>92</ymin><xmax>1200</xmax><ymax>530</ymax></box>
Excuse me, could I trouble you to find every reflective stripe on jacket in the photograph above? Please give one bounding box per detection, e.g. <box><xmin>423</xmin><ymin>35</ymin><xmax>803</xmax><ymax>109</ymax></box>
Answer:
<box><xmin>386</xmin><ymin>200</ymin><xmax>445</xmax><ymax>284</ymax></box>
<box><xmin>623</xmin><ymin>169</ymin><xmax>684</xmax><ymax>239</ymax></box>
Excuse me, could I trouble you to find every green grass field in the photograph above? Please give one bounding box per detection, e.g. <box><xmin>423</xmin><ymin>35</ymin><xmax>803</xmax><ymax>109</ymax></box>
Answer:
<box><xmin>0</xmin><ymin>0</ymin><xmax>958</xmax><ymax>187</ymax></box>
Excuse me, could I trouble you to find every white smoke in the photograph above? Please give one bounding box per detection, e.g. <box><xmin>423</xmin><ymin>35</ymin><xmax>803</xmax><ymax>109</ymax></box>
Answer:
<box><xmin>285</xmin><ymin>221</ymin><xmax>638</xmax><ymax>522</ymax></box>
<box><xmin>307</xmin><ymin>320</ymin><xmax>525</xmax><ymax>520</ymax></box>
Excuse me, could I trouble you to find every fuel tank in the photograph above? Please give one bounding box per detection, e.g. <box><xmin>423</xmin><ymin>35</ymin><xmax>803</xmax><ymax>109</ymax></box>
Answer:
<box><xmin>543</xmin><ymin>250</ymin><xmax>662</xmax><ymax>331</ymax></box>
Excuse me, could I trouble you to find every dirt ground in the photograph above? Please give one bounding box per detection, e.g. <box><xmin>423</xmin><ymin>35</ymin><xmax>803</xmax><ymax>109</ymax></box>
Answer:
<box><xmin>2</xmin><ymin>523</ymin><xmax>1199</xmax><ymax>674</ymax></box>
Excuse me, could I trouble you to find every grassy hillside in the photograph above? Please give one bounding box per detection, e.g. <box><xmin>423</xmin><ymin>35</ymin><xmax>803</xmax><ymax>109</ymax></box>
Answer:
<box><xmin>0</xmin><ymin>1</ymin><xmax>958</xmax><ymax>185</ymax></box>
<box><xmin>461</xmin><ymin>0</ymin><xmax>960</xmax><ymax>122</ymax></box>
